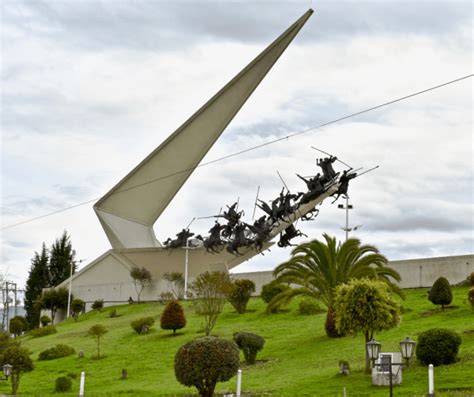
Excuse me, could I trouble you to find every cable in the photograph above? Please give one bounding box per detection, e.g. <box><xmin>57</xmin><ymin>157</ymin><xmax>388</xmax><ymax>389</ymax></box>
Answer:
<box><xmin>1</xmin><ymin>74</ymin><xmax>472</xmax><ymax>231</ymax></box>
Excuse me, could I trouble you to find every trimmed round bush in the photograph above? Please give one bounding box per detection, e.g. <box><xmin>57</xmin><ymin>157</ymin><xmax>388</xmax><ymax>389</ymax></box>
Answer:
<box><xmin>40</xmin><ymin>315</ymin><xmax>51</xmax><ymax>327</ymax></box>
<box><xmin>428</xmin><ymin>277</ymin><xmax>453</xmax><ymax>309</ymax></box>
<box><xmin>131</xmin><ymin>317</ymin><xmax>155</xmax><ymax>334</ymax></box>
<box><xmin>38</xmin><ymin>344</ymin><xmax>75</xmax><ymax>361</ymax></box>
<box><xmin>174</xmin><ymin>336</ymin><xmax>239</xmax><ymax>397</ymax></box>
<box><xmin>160</xmin><ymin>301</ymin><xmax>186</xmax><ymax>335</ymax></box>
<box><xmin>55</xmin><ymin>376</ymin><xmax>72</xmax><ymax>392</ymax></box>
<box><xmin>416</xmin><ymin>328</ymin><xmax>462</xmax><ymax>366</ymax></box>
<box><xmin>233</xmin><ymin>331</ymin><xmax>265</xmax><ymax>365</ymax></box>
<box><xmin>30</xmin><ymin>325</ymin><xmax>57</xmax><ymax>338</ymax></box>
<box><xmin>298</xmin><ymin>299</ymin><xmax>324</xmax><ymax>315</ymax></box>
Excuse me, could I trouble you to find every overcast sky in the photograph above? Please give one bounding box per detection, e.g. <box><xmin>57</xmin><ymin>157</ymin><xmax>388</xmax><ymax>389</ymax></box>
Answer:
<box><xmin>1</xmin><ymin>0</ymin><xmax>472</xmax><ymax>290</ymax></box>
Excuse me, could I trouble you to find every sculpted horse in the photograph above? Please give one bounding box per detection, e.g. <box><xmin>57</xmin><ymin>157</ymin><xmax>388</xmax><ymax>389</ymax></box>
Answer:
<box><xmin>277</xmin><ymin>224</ymin><xmax>307</xmax><ymax>248</ymax></box>
<box><xmin>226</xmin><ymin>223</ymin><xmax>253</xmax><ymax>256</ymax></box>
<box><xmin>203</xmin><ymin>222</ymin><xmax>226</xmax><ymax>254</ymax></box>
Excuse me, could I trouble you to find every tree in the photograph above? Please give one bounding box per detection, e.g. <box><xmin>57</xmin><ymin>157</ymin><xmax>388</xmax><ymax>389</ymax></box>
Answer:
<box><xmin>88</xmin><ymin>324</ymin><xmax>107</xmax><ymax>358</ymax></box>
<box><xmin>163</xmin><ymin>272</ymin><xmax>185</xmax><ymax>300</ymax></box>
<box><xmin>269</xmin><ymin>234</ymin><xmax>402</xmax><ymax>337</ymax></box>
<box><xmin>48</xmin><ymin>231</ymin><xmax>76</xmax><ymax>287</ymax></box>
<box><xmin>428</xmin><ymin>276</ymin><xmax>453</xmax><ymax>310</ymax></box>
<box><xmin>39</xmin><ymin>288</ymin><xmax>68</xmax><ymax>323</ymax></box>
<box><xmin>334</xmin><ymin>278</ymin><xmax>401</xmax><ymax>373</ymax></box>
<box><xmin>191</xmin><ymin>271</ymin><xmax>232</xmax><ymax>336</ymax></box>
<box><xmin>0</xmin><ymin>345</ymin><xmax>34</xmax><ymax>395</ymax></box>
<box><xmin>70</xmin><ymin>299</ymin><xmax>85</xmax><ymax>321</ymax></box>
<box><xmin>233</xmin><ymin>331</ymin><xmax>265</xmax><ymax>364</ymax></box>
<box><xmin>226</xmin><ymin>279</ymin><xmax>256</xmax><ymax>314</ymax></box>
<box><xmin>174</xmin><ymin>336</ymin><xmax>239</xmax><ymax>397</ymax></box>
<box><xmin>9</xmin><ymin>316</ymin><xmax>28</xmax><ymax>338</ymax></box>
<box><xmin>24</xmin><ymin>243</ymin><xmax>50</xmax><ymax>329</ymax></box>
<box><xmin>160</xmin><ymin>301</ymin><xmax>186</xmax><ymax>335</ymax></box>
<box><xmin>130</xmin><ymin>266</ymin><xmax>152</xmax><ymax>302</ymax></box>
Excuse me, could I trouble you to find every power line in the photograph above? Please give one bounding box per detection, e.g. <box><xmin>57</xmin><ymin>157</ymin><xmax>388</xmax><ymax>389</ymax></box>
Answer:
<box><xmin>1</xmin><ymin>74</ymin><xmax>472</xmax><ymax>231</ymax></box>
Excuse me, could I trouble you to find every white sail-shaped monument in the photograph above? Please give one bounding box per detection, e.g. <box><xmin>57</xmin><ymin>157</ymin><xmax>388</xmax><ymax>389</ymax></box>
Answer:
<box><xmin>58</xmin><ymin>10</ymin><xmax>343</xmax><ymax>310</ymax></box>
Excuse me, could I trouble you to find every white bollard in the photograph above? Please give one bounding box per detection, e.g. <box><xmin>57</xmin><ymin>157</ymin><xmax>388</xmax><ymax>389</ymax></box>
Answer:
<box><xmin>428</xmin><ymin>364</ymin><xmax>434</xmax><ymax>396</ymax></box>
<box><xmin>79</xmin><ymin>371</ymin><xmax>85</xmax><ymax>396</ymax></box>
<box><xmin>236</xmin><ymin>369</ymin><xmax>242</xmax><ymax>397</ymax></box>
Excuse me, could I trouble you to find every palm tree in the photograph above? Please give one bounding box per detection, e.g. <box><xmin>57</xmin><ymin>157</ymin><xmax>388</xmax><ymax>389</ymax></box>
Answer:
<box><xmin>268</xmin><ymin>234</ymin><xmax>403</xmax><ymax>337</ymax></box>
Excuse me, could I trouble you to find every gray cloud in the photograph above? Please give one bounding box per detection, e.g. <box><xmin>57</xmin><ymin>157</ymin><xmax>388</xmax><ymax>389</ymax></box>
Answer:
<box><xmin>3</xmin><ymin>1</ymin><xmax>470</xmax><ymax>53</ymax></box>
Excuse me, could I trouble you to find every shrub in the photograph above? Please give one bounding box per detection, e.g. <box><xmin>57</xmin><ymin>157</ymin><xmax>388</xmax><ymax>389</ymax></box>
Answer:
<box><xmin>38</xmin><ymin>344</ymin><xmax>75</xmax><ymax>361</ymax></box>
<box><xmin>0</xmin><ymin>345</ymin><xmax>34</xmax><ymax>394</ymax></box>
<box><xmin>298</xmin><ymin>299</ymin><xmax>324</xmax><ymax>315</ymax></box>
<box><xmin>416</xmin><ymin>328</ymin><xmax>462</xmax><ymax>366</ymax></box>
<box><xmin>160</xmin><ymin>301</ymin><xmax>186</xmax><ymax>335</ymax></box>
<box><xmin>30</xmin><ymin>325</ymin><xmax>57</xmax><ymax>338</ymax></box>
<box><xmin>70</xmin><ymin>299</ymin><xmax>85</xmax><ymax>321</ymax></box>
<box><xmin>109</xmin><ymin>309</ymin><xmax>118</xmax><ymax>318</ymax></box>
<box><xmin>233</xmin><ymin>331</ymin><xmax>265</xmax><ymax>365</ymax></box>
<box><xmin>9</xmin><ymin>316</ymin><xmax>28</xmax><ymax>337</ymax></box>
<box><xmin>428</xmin><ymin>277</ymin><xmax>453</xmax><ymax>310</ymax></box>
<box><xmin>261</xmin><ymin>281</ymin><xmax>290</xmax><ymax>312</ymax></box>
<box><xmin>131</xmin><ymin>317</ymin><xmax>155</xmax><ymax>334</ymax></box>
<box><xmin>159</xmin><ymin>292</ymin><xmax>175</xmax><ymax>304</ymax></box>
<box><xmin>40</xmin><ymin>315</ymin><xmax>51</xmax><ymax>327</ymax></box>
<box><xmin>174</xmin><ymin>336</ymin><xmax>239</xmax><ymax>397</ymax></box>
<box><xmin>55</xmin><ymin>376</ymin><xmax>72</xmax><ymax>392</ymax></box>
<box><xmin>91</xmin><ymin>299</ymin><xmax>104</xmax><ymax>312</ymax></box>
<box><xmin>468</xmin><ymin>287</ymin><xmax>474</xmax><ymax>310</ymax></box>
<box><xmin>468</xmin><ymin>272</ymin><xmax>474</xmax><ymax>286</ymax></box>
<box><xmin>227</xmin><ymin>279</ymin><xmax>256</xmax><ymax>314</ymax></box>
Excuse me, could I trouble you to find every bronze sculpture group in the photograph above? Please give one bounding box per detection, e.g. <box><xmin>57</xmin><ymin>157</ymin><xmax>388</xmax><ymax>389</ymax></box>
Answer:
<box><xmin>163</xmin><ymin>154</ymin><xmax>358</xmax><ymax>256</ymax></box>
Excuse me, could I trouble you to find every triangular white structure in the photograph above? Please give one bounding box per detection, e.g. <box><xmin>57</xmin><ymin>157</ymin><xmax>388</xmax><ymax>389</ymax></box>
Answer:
<box><xmin>94</xmin><ymin>9</ymin><xmax>314</xmax><ymax>249</ymax></box>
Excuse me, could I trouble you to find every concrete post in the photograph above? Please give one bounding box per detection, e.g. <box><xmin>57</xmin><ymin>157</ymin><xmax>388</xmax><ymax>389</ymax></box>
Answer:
<box><xmin>79</xmin><ymin>371</ymin><xmax>85</xmax><ymax>396</ymax></box>
<box><xmin>236</xmin><ymin>369</ymin><xmax>242</xmax><ymax>397</ymax></box>
<box><xmin>428</xmin><ymin>364</ymin><xmax>434</xmax><ymax>396</ymax></box>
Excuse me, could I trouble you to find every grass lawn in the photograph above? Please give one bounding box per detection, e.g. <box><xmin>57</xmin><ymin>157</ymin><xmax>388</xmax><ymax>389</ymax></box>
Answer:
<box><xmin>2</xmin><ymin>287</ymin><xmax>473</xmax><ymax>396</ymax></box>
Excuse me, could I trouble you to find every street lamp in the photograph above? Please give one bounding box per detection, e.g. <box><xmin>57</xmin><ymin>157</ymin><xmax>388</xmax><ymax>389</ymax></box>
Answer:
<box><xmin>366</xmin><ymin>338</ymin><xmax>416</xmax><ymax>397</ymax></box>
<box><xmin>1</xmin><ymin>364</ymin><xmax>12</xmax><ymax>381</ymax></box>
<box><xmin>399</xmin><ymin>337</ymin><xmax>416</xmax><ymax>366</ymax></box>
<box><xmin>366</xmin><ymin>339</ymin><xmax>382</xmax><ymax>367</ymax></box>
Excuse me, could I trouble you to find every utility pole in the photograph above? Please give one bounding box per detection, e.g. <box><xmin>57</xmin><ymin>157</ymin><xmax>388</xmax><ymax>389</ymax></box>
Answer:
<box><xmin>338</xmin><ymin>197</ymin><xmax>353</xmax><ymax>241</ymax></box>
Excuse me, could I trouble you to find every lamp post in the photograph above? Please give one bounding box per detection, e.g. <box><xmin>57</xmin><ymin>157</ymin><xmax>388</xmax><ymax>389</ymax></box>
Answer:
<box><xmin>0</xmin><ymin>364</ymin><xmax>12</xmax><ymax>381</ymax></box>
<box><xmin>366</xmin><ymin>337</ymin><xmax>416</xmax><ymax>397</ymax></box>
<box><xmin>399</xmin><ymin>337</ymin><xmax>416</xmax><ymax>366</ymax></box>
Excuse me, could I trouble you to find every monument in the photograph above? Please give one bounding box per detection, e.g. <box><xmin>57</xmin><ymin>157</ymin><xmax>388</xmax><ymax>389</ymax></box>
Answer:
<box><xmin>56</xmin><ymin>9</ymin><xmax>358</xmax><ymax>308</ymax></box>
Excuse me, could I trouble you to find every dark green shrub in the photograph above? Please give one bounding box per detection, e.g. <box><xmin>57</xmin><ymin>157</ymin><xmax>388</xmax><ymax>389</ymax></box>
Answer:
<box><xmin>131</xmin><ymin>317</ymin><xmax>155</xmax><ymax>334</ymax></box>
<box><xmin>55</xmin><ymin>376</ymin><xmax>72</xmax><ymax>392</ymax></box>
<box><xmin>38</xmin><ymin>344</ymin><xmax>75</xmax><ymax>361</ymax></box>
<box><xmin>30</xmin><ymin>325</ymin><xmax>57</xmax><ymax>338</ymax></box>
<box><xmin>109</xmin><ymin>309</ymin><xmax>118</xmax><ymax>318</ymax></box>
<box><xmin>226</xmin><ymin>279</ymin><xmax>256</xmax><ymax>314</ymax></box>
<box><xmin>468</xmin><ymin>287</ymin><xmax>474</xmax><ymax>310</ymax></box>
<box><xmin>9</xmin><ymin>316</ymin><xmax>28</xmax><ymax>337</ymax></box>
<box><xmin>468</xmin><ymin>272</ymin><xmax>474</xmax><ymax>286</ymax></box>
<box><xmin>298</xmin><ymin>299</ymin><xmax>324</xmax><ymax>315</ymax></box>
<box><xmin>40</xmin><ymin>315</ymin><xmax>51</xmax><ymax>327</ymax></box>
<box><xmin>160</xmin><ymin>301</ymin><xmax>186</xmax><ymax>335</ymax></box>
<box><xmin>91</xmin><ymin>299</ymin><xmax>104</xmax><ymax>312</ymax></box>
<box><xmin>71</xmin><ymin>299</ymin><xmax>85</xmax><ymax>321</ymax></box>
<box><xmin>416</xmin><ymin>328</ymin><xmax>462</xmax><ymax>366</ymax></box>
<box><xmin>261</xmin><ymin>281</ymin><xmax>289</xmax><ymax>303</ymax></box>
<box><xmin>233</xmin><ymin>331</ymin><xmax>265</xmax><ymax>365</ymax></box>
<box><xmin>174</xmin><ymin>336</ymin><xmax>239</xmax><ymax>397</ymax></box>
<box><xmin>428</xmin><ymin>277</ymin><xmax>453</xmax><ymax>310</ymax></box>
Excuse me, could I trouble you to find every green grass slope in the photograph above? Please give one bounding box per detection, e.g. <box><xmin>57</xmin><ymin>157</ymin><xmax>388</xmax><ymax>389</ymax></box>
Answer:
<box><xmin>3</xmin><ymin>287</ymin><xmax>473</xmax><ymax>396</ymax></box>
